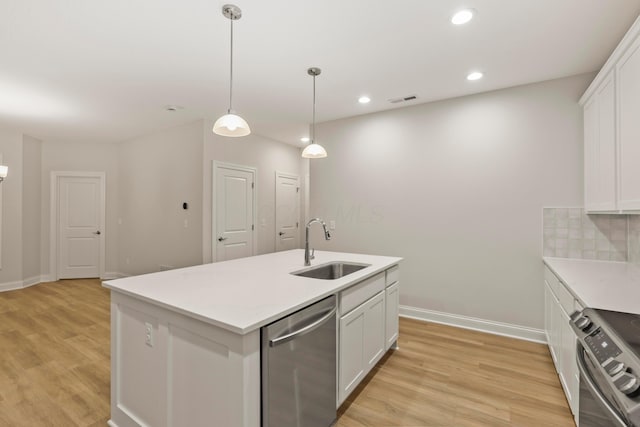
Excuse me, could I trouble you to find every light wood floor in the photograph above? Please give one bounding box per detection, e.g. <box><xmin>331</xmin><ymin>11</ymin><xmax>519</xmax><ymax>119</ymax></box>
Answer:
<box><xmin>0</xmin><ymin>279</ymin><xmax>574</xmax><ymax>426</ymax></box>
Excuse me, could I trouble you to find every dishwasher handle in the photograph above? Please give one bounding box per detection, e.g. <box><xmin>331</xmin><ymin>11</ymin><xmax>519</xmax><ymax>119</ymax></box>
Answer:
<box><xmin>269</xmin><ymin>306</ymin><xmax>337</xmax><ymax>347</ymax></box>
<box><xmin>576</xmin><ymin>343</ymin><xmax>628</xmax><ymax>427</ymax></box>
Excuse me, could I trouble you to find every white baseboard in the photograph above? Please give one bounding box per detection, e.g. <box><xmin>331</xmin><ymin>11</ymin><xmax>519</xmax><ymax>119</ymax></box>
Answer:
<box><xmin>0</xmin><ymin>275</ymin><xmax>45</xmax><ymax>292</ymax></box>
<box><xmin>400</xmin><ymin>305</ymin><xmax>546</xmax><ymax>344</ymax></box>
<box><xmin>40</xmin><ymin>274</ymin><xmax>54</xmax><ymax>283</ymax></box>
<box><xmin>0</xmin><ymin>272</ymin><xmax>127</xmax><ymax>292</ymax></box>
<box><xmin>22</xmin><ymin>275</ymin><xmax>41</xmax><ymax>287</ymax></box>
<box><xmin>0</xmin><ymin>279</ymin><xmax>26</xmax><ymax>292</ymax></box>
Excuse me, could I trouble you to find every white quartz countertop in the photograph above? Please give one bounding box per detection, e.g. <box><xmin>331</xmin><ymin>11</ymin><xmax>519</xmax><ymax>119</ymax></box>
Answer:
<box><xmin>103</xmin><ymin>249</ymin><xmax>402</xmax><ymax>335</ymax></box>
<box><xmin>543</xmin><ymin>257</ymin><xmax>640</xmax><ymax>315</ymax></box>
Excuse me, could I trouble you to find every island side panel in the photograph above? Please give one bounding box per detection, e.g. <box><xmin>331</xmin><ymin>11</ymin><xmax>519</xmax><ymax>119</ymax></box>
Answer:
<box><xmin>109</xmin><ymin>291</ymin><xmax>261</xmax><ymax>427</ymax></box>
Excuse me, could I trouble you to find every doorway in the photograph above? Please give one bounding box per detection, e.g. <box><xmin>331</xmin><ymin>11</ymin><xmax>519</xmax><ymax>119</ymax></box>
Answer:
<box><xmin>275</xmin><ymin>171</ymin><xmax>300</xmax><ymax>252</ymax></box>
<box><xmin>213</xmin><ymin>162</ymin><xmax>257</xmax><ymax>262</ymax></box>
<box><xmin>50</xmin><ymin>172</ymin><xmax>106</xmax><ymax>280</ymax></box>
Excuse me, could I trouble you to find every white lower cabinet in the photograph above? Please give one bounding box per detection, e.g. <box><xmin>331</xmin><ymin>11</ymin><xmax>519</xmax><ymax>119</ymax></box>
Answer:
<box><xmin>338</xmin><ymin>265</ymin><xmax>400</xmax><ymax>406</ymax></box>
<box><xmin>385</xmin><ymin>281</ymin><xmax>400</xmax><ymax>349</ymax></box>
<box><xmin>338</xmin><ymin>290</ymin><xmax>385</xmax><ymax>404</ymax></box>
<box><xmin>543</xmin><ymin>266</ymin><xmax>579</xmax><ymax>422</ymax></box>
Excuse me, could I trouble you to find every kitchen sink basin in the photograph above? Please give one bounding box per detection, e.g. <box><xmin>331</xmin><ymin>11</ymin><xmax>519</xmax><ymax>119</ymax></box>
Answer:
<box><xmin>291</xmin><ymin>262</ymin><xmax>371</xmax><ymax>280</ymax></box>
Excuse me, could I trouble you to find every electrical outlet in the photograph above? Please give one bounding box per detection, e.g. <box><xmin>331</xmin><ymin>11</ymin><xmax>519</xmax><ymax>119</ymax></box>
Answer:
<box><xmin>183</xmin><ymin>219</ymin><xmax>189</xmax><ymax>228</ymax></box>
<box><xmin>145</xmin><ymin>322</ymin><xmax>154</xmax><ymax>347</ymax></box>
<box><xmin>330</xmin><ymin>220</ymin><xmax>336</xmax><ymax>230</ymax></box>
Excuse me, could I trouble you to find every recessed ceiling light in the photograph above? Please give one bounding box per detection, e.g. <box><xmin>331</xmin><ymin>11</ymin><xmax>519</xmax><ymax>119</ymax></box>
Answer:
<box><xmin>300</xmin><ymin>137</ymin><xmax>310</xmax><ymax>143</ymax></box>
<box><xmin>466</xmin><ymin>71</ymin><xmax>483</xmax><ymax>81</ymax></box>
<box><xmin>451</xmin><ymin>9</ymin><xmax>474</xmax><ymax>25</ymax></box>
<box><xmin>358</xmin><ymin>96</ymin><xmax>371</xmax><ymax>104</ymax></box>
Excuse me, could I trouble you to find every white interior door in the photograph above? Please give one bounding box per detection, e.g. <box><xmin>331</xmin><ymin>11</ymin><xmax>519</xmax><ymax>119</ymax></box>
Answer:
<box><xmin>58</xmin><ymin>175</ymin><xmax>104</xmax><ymax>279</ymax></box>
<box><xmin>215</xmin><ymin>163</ymin><xmax>256</xmax><ymax>262</ymax></box>
<box><xmin>275</xmin><ymin>172</ymin><xmax>300</xmax><ymax>252</ymax></box>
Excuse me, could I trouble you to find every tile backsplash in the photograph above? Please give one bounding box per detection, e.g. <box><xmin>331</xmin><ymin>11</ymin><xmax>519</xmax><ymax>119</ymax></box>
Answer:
<box><xmin>629</xmin><ymin>215</ymin><xmax>640</xmax><ymax>264</ymax></box>
<box><xmin>543</xmin><ymin>208</ymin><xmax>628</xmax><ymax>261</ymax></box>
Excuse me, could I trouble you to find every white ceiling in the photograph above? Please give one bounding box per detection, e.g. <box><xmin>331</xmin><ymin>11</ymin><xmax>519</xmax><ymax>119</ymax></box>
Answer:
<box><xmin>1</xmin><ymin>0</ymin><xmax>639</xmax><ymax>146</ymax></box>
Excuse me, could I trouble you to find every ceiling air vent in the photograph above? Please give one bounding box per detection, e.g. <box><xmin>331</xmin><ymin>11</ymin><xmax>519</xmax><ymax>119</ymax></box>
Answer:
<box><xmin>388</xmin><ymin>95</ymin><xmax>418</xmax><ymax>104</ymax></box>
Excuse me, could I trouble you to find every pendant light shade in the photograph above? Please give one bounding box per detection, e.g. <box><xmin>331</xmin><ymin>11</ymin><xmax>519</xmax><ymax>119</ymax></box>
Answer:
<box><xmin>301</xmin><ymin>143</ymin><xmax>327</xmax><ymax>158</ymax></box>
<box><xmin>302</xmin><ymin>67</ymin><xmax>327</xmax><ymax>159</ymax></box>
<box><xmin>214</xmin><ymin>4</ymin><xmax>251</xmax><ymax>137</ymax></box>
<box><xmin>213</xmin><ymin>113</ymin><xmax>250</xmax><ymax>137</ymax></box>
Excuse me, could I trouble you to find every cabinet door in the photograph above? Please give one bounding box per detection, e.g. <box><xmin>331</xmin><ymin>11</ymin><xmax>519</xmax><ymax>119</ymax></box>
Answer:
<box><xmin>617</xmin><ymin>36</ymin><xmax>640</xmax><ymax>210</ymax></box>
<box><xmin>385</xmin><ymin>282</ymin><xmax>400</xmax><ymax>350</ymax></box>
<box><xmin>584</xmin><ymin>73</ymin><xmax>616</xmax><ymax>212</ymax></box>
<box><xmin>364</xmin><ymin>291</ymin><xmax>386</xmax><ymax>371</ymax></box>
<box><xmin>339</xmin><ymin>303</ymin><xmax>365</xmax><ymax>404</ymax></box>
<box><xmin>559</xmin><ymin>308</ymin><xmax>579</xmax><ymax>416</ymax></box>
<box><xmin>338</xmin><ymin>291</ymin><xmax>385</xmax><ymax>405</ymax></box>
<box><xmin>544</xmin><ymin>282</ymin><xmax>559</xmax><ymax>366</ymax></box>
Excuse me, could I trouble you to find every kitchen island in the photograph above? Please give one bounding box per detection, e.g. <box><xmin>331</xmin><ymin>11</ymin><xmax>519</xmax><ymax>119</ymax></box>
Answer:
<box><xmin>103</xmin><ymin>249</ymin><xmax>401</xmax><ymax>427</ymax></box>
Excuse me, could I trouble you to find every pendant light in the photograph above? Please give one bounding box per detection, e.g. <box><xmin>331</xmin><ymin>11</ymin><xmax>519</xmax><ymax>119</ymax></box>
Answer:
<box><xmin>301</xmin><ymin>67</ymin><xmax>328</xmax><ymax>159</ymax></box>
<box><xmin>213</xmin><ymin>4</ymin><xmax>251</xmax><ymax>137</ymax></box>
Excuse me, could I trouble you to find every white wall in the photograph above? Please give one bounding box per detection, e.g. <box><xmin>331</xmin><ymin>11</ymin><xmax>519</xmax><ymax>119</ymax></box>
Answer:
<box><xmin>0</xmin><ymin>128</ymin><xmax>24</xmax><ymax>287</ymax></box>
<box><xmin>22</xmin><ymin>135</ymin><xmax>42</xmax><ymax>283</ymax></box>
<box><xmin>310</xmin><ymin>74</ymin><xmax>593</xmax><ymax>330</ymax></box>
<box><xmin>202</xmin><ymin>119</ymin><xmax>305</xmax><ymax>263</ymax></box>
<box><xmin>41</xmin><ymin>140</ymin><xmax>120</xmax><ymax>278</ymax></box>
<box><xmin>118</xmin><ymin>120</ymin><xmax>203</xmax><ymax>276</ymax></box>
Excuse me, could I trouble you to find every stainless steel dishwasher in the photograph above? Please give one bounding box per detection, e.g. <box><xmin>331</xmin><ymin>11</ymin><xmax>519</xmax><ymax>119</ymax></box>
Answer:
<box><xmin>261</xmin><ymin>294</ymin><xmax>337</xmax><ymax>427</ymax></box>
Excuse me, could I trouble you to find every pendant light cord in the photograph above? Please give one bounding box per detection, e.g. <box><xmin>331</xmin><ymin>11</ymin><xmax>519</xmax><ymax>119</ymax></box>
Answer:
<box><xmin>311</xmin><ymin>74</ymin><xmax>316</xmax><ymax>143</ymax></box>
<box><xmin>229</xmin><ymin>17</ymin><xmax>234</xmax><ymax>113</ymax></box>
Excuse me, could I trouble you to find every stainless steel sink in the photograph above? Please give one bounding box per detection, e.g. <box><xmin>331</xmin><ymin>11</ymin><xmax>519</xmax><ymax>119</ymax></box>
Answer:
<box><xmin>291</xmin><ymin>262</ymin><xmax>371</xmax><ymax>280</ymax></box>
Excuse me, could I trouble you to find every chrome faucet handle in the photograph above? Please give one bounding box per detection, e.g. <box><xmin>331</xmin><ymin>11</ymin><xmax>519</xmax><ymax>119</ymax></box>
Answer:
<box><xmin>310</xmin><ymin>248</ymin><xmax>315</xmax><ymax>260</ymax></box>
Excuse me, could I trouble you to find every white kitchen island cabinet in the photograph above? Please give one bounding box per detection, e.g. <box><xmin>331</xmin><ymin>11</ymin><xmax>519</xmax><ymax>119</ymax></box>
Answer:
<box><xmin>104</xmin><ymin>249</ymin><xmax>401</xmax><ymax>427</ymax></box>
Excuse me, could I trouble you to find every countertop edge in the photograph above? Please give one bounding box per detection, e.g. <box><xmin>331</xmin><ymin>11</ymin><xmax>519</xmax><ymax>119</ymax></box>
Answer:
<box><xmin>542</xmin><ymin>256</ymin><xmax>640</xmax><ymax>314</ymax></box>
<box><xmin>104</xmin><ymin>251</ymin><xmax>403</xmax><ymax>335</ymax></box>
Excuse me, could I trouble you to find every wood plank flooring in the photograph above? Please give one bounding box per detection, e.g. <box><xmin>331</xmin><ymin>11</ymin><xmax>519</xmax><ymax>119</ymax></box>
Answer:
<box><xmin>337</xmin><ymin>318</ymin><xmax>575</xmax><ymax>427</ymax></box>
<box><xmin>0</xmin><ymin>279</ymin><xmax>574</xmax><ymax>426</ymax></box>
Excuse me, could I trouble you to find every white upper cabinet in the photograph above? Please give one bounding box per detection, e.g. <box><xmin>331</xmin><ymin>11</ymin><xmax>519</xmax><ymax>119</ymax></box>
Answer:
<box><xmin>584</xmin><ymin>73</ymin><xmax>616</xmax><ymax>212</ymax></box>
<box><xmin>617</xmin><ymin>34</ymin><xmax>640</xmax><ymax>210</ymax></box>
<box><xmin>581</xmin><ymin>16</ymin><xmax>640</xmax><ymax>213</ymax></box>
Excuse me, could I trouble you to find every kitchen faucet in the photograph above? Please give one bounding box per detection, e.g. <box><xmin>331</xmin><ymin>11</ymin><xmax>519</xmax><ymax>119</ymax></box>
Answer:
<box><xmin>305</xmin><ymin>218</ymin><xmax>331</xmax><ymax>266</ymax></box>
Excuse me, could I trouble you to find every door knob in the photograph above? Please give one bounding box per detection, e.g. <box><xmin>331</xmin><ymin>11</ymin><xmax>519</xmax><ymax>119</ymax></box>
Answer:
<box><xmin>93</xmin><ymin>231</ymin><xmax>101</xmax><ymax>235</ymax></box>
<box><xmin>279</xmin><ymin>232</ymin><xmax>285</xmax><ymax>236</ymax></box>
<box><xmin>218</xmin><ymin>237</ymin><xmax>227</xmax><ymax>242</ymax></box>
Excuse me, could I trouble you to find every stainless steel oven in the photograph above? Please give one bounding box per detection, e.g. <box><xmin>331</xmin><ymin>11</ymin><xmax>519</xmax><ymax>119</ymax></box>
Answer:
<box><xmin>571</xmin><ymin>309</ymin><xmax>640</xmax><ymax>426</ymax></box>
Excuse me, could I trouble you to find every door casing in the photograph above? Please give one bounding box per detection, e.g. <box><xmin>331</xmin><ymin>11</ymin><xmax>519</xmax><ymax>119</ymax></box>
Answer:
<box><xmin>50</xmin><ymin>171</ymin><xmax>106</xmax><ymax>280</ymax></box>
<box><xmin>275</xmin><ymin>171</ymin><xmax>300</xmax><ymax>252</ymax></box>
<box><xmin>212</xmin><ymin>161</ymin><xmax>258</xmax><ymax>262</ymax></box>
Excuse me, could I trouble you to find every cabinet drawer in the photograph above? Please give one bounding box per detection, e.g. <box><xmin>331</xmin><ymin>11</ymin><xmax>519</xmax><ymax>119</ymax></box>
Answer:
<box><xmin>340</xmin><ymin>272</ymin><xmax>385</xmax><ymax>315</ymax></box>
<box><xmin>386</xmin><ymin>265</ymin><xmax>399</xmax><ymax>286</ymax></box>
<box><xmin>544</xmin><ymin>266</ymin><xmax>560</xmax><ymax>295</ymax></box>
<box><xmin>545</xmin><ymin>267</ymin><xmax>574</xmax><ymax>315</ymax></box>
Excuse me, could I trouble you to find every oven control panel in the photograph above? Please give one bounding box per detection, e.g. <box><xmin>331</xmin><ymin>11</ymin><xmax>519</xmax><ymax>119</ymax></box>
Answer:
<box><xmin>585</xmin><ymin>328</ymin><xmax>622</xmax><ymax>364</ymax></box>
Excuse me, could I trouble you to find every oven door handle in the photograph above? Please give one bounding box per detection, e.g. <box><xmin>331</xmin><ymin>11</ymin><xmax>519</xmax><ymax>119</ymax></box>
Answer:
<box><xmin>576</xmin><ymin>343</ymin><xmax>628</xmax><ymax>427</ymax></box>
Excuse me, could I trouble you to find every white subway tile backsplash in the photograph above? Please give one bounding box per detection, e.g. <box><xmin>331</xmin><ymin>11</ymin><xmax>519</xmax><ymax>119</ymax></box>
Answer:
<box><xmin>543</xmin><ymin>208</ymin><xmax>629</xmax><ymax>261</ymax></box>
